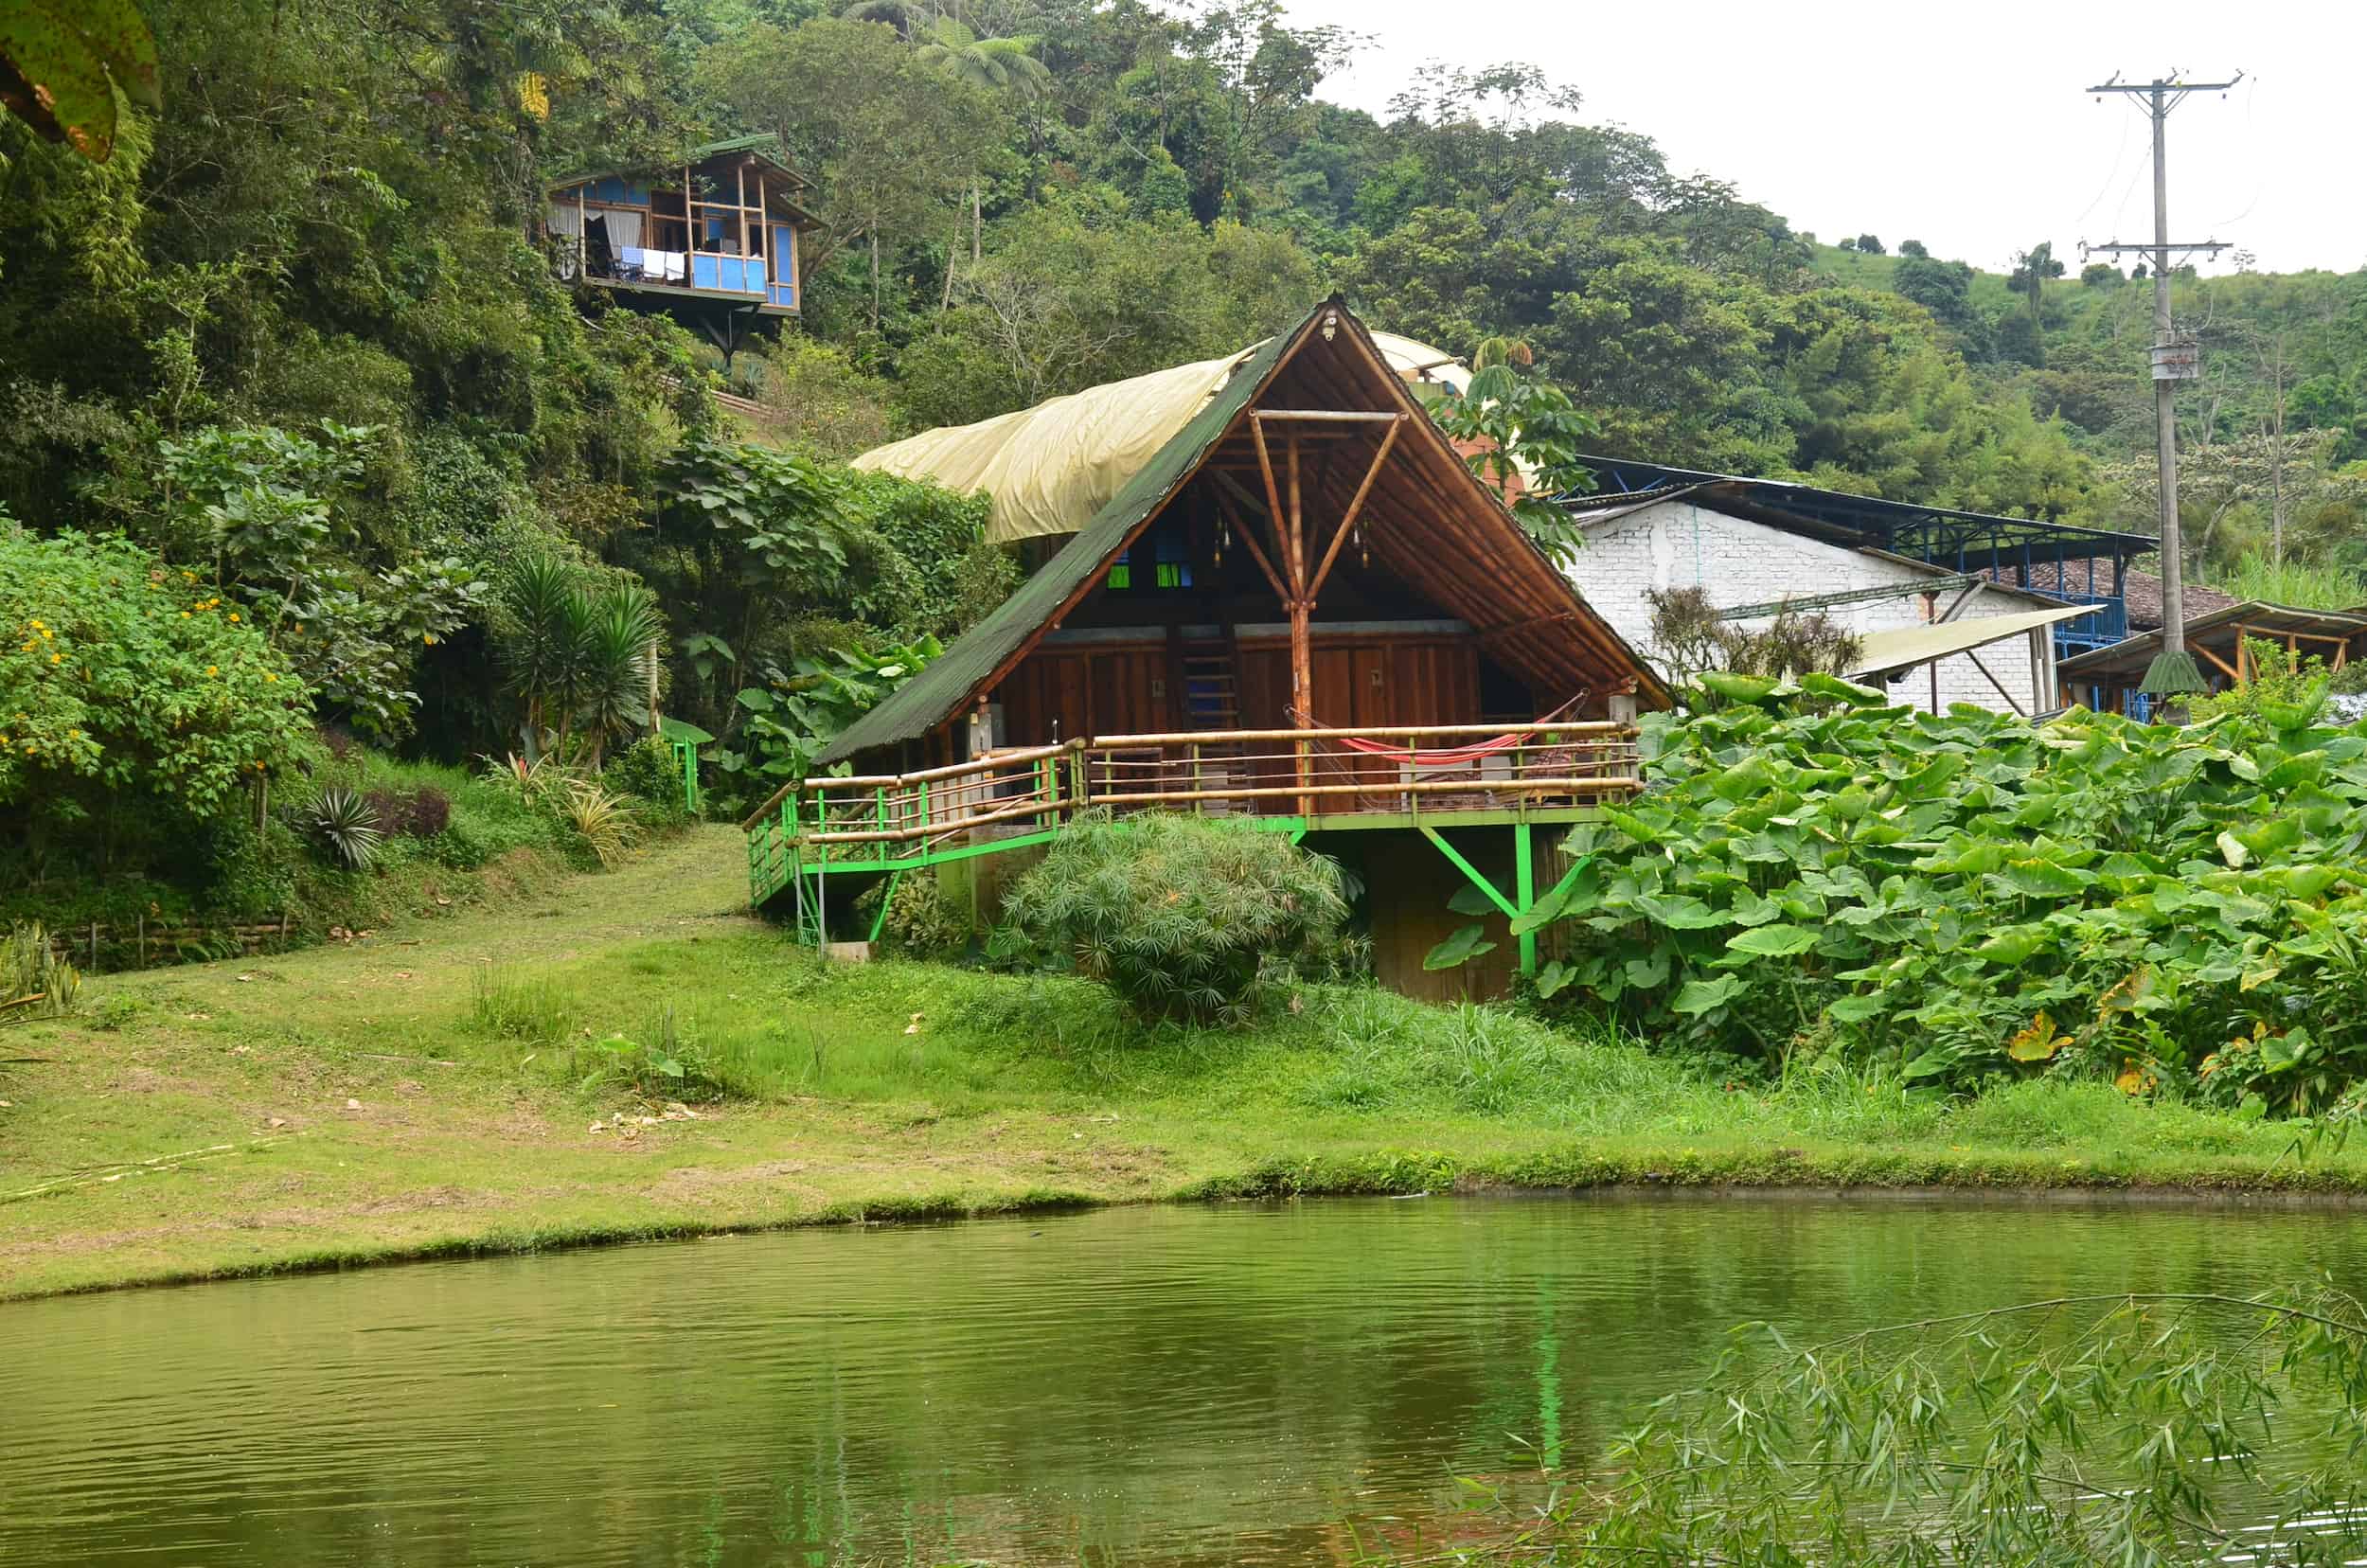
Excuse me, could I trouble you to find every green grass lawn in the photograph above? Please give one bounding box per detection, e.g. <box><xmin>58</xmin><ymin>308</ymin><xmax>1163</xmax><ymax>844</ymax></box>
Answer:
<box><xmin>4</xmin><ymin>827</ymin><xmax>2363</xmax><ymax>1301</ymax></box>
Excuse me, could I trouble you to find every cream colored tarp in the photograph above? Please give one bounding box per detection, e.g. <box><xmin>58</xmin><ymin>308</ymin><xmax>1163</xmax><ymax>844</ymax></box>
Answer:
<box><xmin>851</xmin><ymin>331</ymin><xmax>1472</xmax><ymax>543</ymax></box>
<box><xmin>1847</xmin><ymin>602</ymin><xmax>2096</xmax><ymax>678</ymax></box>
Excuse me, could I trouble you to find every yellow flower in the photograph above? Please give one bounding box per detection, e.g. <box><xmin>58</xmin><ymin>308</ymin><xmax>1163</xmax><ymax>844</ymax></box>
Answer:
<box><xmin>182</xmin><ymin>611</ymin><xmax>192</xmax><ymax>619</ymax></box>
<box><xmin>65</xmin><ymin>728</ymin><xmax>79</xmax><ymax>739</ymax></box>
<box><xmin>227</xmin><ymin>613</ymin><xmax>240</xmax><ymax>623</ymax></box>
<box><xmin>49</xmin><ymin>653</ymin><xmax>61</xmax><ymax>665</ymax></box>
<box><xmin>423</xmin><ymin>633</ymin><xmax>437</xmax><ymax>645</ymax></box>
<box><xmin>39</xmin><ymin>629</ymin><xmax>50</xmax><ymax>640</ymax></box>
<box><xmin>264</xmin><ymin>673</ymin><xmax>277</xmax><ymax>684</ymax></box>
<box><xmin>28</xmin><ymin>619</ymin><xmax>43</xmax><ymax>630</ymax></box>
<box><xmin>205</xmin><ymin>665</ymin><xmax>219</xmax><ymax>676</ymax></box>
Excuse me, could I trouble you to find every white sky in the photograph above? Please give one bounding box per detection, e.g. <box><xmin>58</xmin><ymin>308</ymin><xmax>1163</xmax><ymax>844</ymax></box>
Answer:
<box><xmin>1275</xmin><ymin>0</ymin><xmax>2366</xmax><ymax>276</ymax></box>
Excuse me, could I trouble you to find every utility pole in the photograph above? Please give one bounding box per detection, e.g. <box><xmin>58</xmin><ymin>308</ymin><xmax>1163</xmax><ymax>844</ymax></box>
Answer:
<box><xmin>2081</xmin><ymin>70</ymin><xmax>2240</xmax><ymax>706</ymax></box>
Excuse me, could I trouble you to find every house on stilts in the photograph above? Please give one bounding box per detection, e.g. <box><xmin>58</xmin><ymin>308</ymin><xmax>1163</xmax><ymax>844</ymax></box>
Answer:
<box><xmin>545</xmin><ymin>134</ymin><xmax>815</xmax><ymax>361</ymax></box>
<box><xmin>739</xmin><ymin>298</ymin><xmax>1666</xmax><ymax>999</ymax></box>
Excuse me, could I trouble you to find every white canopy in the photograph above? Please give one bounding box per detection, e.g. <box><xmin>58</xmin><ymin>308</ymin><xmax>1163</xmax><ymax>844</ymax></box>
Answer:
<box><xmin>851</xmin><ymin>331</ymin><xmax>1472</xmax><ymax>543</ymax></box>
<box><xmin>1848</xmin><ymin>602</ymin><xmax>2097</xmax><ymax>679</ymax></box>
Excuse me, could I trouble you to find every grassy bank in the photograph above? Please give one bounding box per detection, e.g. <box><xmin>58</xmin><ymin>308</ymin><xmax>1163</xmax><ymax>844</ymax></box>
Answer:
<box><xmin>5</xmin><ymin>827</ymin><xmax>2366</xmax><ymax>1301</ymax></box>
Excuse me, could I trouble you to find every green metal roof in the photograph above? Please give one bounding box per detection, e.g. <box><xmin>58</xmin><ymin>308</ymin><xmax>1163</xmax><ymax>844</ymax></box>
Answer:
<box><xmin>549</xmin><ymin>134</ymin><xmax>813</xmax><ymax>197</ymax></box>
<box><xmin>813</xmin><ymin>316</ymin><xmax>1304</xmax><ymax>767</ymax></box>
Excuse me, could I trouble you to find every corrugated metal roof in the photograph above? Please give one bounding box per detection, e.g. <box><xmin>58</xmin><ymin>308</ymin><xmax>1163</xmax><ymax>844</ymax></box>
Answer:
<box><xmin>2057</xmin><ymin>600</ymin><xmax>2367</xmax><ymax>679</ymax></box>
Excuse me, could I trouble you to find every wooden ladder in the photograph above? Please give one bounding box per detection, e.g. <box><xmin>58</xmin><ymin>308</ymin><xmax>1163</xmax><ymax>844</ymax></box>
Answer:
<box><xmin>1180</xmin><ymin>635</ymin><xmax>1248</xmax><ymax>811</ymax></box>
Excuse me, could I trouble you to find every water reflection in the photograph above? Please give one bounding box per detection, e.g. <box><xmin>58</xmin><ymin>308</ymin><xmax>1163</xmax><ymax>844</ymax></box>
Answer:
<box><xmin>5</xmin><ymin>1194</ymin><xmax>2364</xmax><ymax>1564</ymax></box>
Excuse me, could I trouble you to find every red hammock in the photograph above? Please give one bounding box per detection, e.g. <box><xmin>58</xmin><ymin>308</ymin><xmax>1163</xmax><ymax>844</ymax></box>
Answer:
<box><xmin>1294</xmin><ymin>693</ymin><xmax>1590</xmax><ymax>767</ymax></box>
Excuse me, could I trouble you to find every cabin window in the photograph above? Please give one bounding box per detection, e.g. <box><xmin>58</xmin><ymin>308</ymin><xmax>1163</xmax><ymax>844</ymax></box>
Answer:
<box><xmin>1107</xmin><ymin>550</ymin><xmax>1131</xmax><ymax>591</ymax></box>
<box><xmin>1154</xmin><ymin>532</ymin><xmax>1190</xmax><ymax>589</ymax></box>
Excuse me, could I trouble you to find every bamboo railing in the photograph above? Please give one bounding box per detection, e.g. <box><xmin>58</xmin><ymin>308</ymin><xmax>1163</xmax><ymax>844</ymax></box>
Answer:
<box><xmin>745</xmin><ymin>722</ymin><xmax>1641</xmax><ymax>897</ymax></box>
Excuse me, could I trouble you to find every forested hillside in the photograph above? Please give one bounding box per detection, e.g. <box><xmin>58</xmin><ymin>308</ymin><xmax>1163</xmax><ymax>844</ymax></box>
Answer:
<box><xmin>6</xmin><ymin>0</ymin><xmax>2366</xmax><ymax>930</ymax></box>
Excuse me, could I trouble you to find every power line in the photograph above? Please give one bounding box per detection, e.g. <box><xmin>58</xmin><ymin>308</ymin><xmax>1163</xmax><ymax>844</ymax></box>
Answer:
<box><xmin>2077</xmin><ymin>71</ymin><xmax>2243</xmax><ymax>700</ymax></box>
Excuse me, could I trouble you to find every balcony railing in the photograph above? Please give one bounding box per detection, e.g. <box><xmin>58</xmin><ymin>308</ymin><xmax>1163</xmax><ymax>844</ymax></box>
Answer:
<box><xmin>743</xmin><ymin>722</ymin><xmax>1643</xmax><ymax>900</ymax></box>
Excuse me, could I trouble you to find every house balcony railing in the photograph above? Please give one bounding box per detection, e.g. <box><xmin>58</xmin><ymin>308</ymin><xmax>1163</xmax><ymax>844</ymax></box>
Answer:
<box><xmin>742</xmin><ymin>722</ymin><xmax>1643</xmax><ymax>902</ymax></box>
<box><xmin>2039</xmin><ymin>591</ymin><xmax>2129</xmax><ymax>657</ymax></box>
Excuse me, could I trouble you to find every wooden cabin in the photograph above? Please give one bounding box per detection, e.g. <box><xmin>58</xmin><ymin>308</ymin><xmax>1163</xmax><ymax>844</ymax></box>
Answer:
<box><xmin>743</xmin><ymin>298</ymin><xmax>1668</xmax><ymax>998</ymax></box>
<box><xmin>546</xmin><ymin>135</ymin><xmax>813</xmax><ymax>324</ymax></box>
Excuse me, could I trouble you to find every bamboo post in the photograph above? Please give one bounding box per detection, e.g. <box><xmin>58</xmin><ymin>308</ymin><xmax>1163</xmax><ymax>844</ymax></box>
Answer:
<box><xmin>1286</xmin><ymin>433</ymin><xmax>1313</xmax><ymax>817</ymax></box>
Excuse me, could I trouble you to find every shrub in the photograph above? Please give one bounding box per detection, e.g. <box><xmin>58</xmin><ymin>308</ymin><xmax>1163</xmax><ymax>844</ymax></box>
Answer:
<box><xmin>362</xmin><ymin>785</ymin><xmax>452</xmax><ymax>839</ymax></box>
<box><xmin>1450</xmin><ymin>682</ymin><xmax>2367</xmax><ymax>1112</ymax></box>
<box><xmin>602</xmin><ymin>736</ymin><xmax>691</xmax><ymax>827</ymax></box>
<box><xmin>868</xmin><ymin>873</ymin><xmax>970</xmax><ymax>957</ymax></box>
<box><xmin>1</xmin><ymin>528</ymin><xmax>310</xmax><ymax>826</ymax></box>
<box><xmin>1000</xmin><ymin>811</ymin><xmax>1347</xmax><ymax>1025</ymax></box>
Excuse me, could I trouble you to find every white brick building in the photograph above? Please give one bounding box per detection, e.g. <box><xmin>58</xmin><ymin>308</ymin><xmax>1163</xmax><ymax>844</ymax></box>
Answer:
<box><xmin>1567</xmin><ymin>493</ymin><xmax>2068</xmax><ymax>714</ymax></box>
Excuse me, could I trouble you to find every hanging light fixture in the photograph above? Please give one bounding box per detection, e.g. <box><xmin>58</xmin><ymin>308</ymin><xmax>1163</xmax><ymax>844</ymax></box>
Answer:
<box><xmin>1321</xmin><ymin>309</ymin><xmax>1339</xmax><ymax>342</ymax></box>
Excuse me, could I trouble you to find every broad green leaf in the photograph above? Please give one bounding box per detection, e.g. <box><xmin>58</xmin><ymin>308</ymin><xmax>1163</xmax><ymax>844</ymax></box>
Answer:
<box><xmin>1899</xmin><ymin>1049</ymin><xmax>1956</xmax><ymax>1081</ymax></box>
<box><xmin>1423</xmin><ymin>923</ymin><xmax>1496</xmax><ymax>971</ymax></box>
<box><xmin>1999</xmin><ymin>858</ymin><xmax>2088</xmax><ymax>899</ymax></box>
<box><xmin>1635</xmin><ymin>892</ymin><xmax>1729</xmax><ymax>930</ymax></box>
<box><xmin>1825</xmin><ymin>994</ymin><xmax>1890</xmax><ymax>1023</ymax></box>
<box><xmin>2258</xmin><ymin>1027</ymin><xmax>2311</xmax><ymax>1073</ymax></box>
<box><xmin>1973</xmin><ymin>927</ymin><xmax>2049</xmax><ymax>967</ymax></box>
<box><xmin>0</xmin><ymin>0</ymin><xmax>161</xmax><ymax>161</ymax></box>
<box><xmin>1533</xmin><ymin>960</ymin><xmax>1574</xmax><ymax>1000</ymax></box>
<box><xmin>1798</xmin><ymin>670</ymin><xmax>1890</xmax><ymax>708</ymax></box>
<box><xmin>1447</xmin><ymin>884</ymin><xmax>1503</xmax><ymax>918</ymax></box>
<box><xmin>1698</xmin><ymin>671</ymin><xmax>1780</xmax><ymax>705</ymax></box>
<box><xmin>1726</xmin><ymin>923</ymin><xmax>1816</xmax><ymax>957</ymax></box>
<box><xmin>2234</xmin><ymin>816</ymin><xmax>2303</xmax><ymax>861</ymax></box>
<box><xmin>1710</xmin><ymin>757</ymin><xmax>1773</xmax><ymax>801</ymax></box>
<box><xmin>1624</xmin><ymin>951</ymin><xmax>1671</xmax><ymax>989</ymax></box>
<box><xmin>1670</xmin><ymin>974</ymin><xmax>1745</xmax><ymax>1015</ymax></box>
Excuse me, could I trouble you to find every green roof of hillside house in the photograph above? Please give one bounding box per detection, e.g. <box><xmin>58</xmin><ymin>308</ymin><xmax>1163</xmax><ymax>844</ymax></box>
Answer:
<box><xmin>549</xmin><ymin>134</ymin><xmax>816</xmax><ymax>211</ymax></box>
<box><xmin>811</xmin><ymin>320</ymin><xmax>1301</xmax><ymax>767</ymax></box>
<box><xmin>808</xmin><ymin>296</ymin><xmax>1666</xmax><ymax>775</ymax></box>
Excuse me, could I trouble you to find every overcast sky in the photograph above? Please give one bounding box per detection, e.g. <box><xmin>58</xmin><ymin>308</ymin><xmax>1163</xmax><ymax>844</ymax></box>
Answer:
<box><xmin>1273</xmin><ymin>0</ymin><xmax>2365</xmax><ymax>276</ymax></box>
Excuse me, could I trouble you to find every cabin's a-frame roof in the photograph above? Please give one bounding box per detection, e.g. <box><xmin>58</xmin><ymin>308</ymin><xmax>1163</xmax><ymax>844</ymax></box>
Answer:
<box><xmin>817</xmin><ymin>298</ymin><xmax>1664</xmax><ymax>766</ymax></box>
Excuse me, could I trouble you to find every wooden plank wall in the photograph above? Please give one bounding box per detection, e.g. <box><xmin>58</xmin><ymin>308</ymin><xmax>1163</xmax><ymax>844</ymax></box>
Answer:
<box><xmin>1361</xmin><ymin>827</ymin><xmax>1536</xmax><ymax>1002</ymax></box>
<box><xmin>998</xmin><ymin>631</ymin><xmax>1482</xmax><ymax>756</ymax></box>
<box><xmin>1240</xmin><ymin>633</ymin><xmax>1482</xmax><ymax>813</ymax></box>
<box><xmin>997</xmin><ymin>641</ymin><xmax>1174</xmax><ymax>743</ymax></box>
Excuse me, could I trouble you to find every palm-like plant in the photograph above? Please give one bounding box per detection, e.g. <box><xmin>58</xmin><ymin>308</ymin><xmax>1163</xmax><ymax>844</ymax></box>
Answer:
<box><xmin>915</xmin><ymin>19</ymin><xmax>1050</xmax><ymax>98</ymax></box>
<box><xmin>500</xmin><ymin>554</ymin><xmax>665</xmax><ymax>765</ymax></box>
<box><xmin>575</xmin><ymin>588</ymin><xmax>664</xmax><ymax>770</ymax></box>
<box><xmin>911</xmin><ymin>18</ymin><xmax>1048</xmax><ymax>275</ymax></box>
<box><xmin>499</xmin><ymin>553</ymin><xmax>585</xmax><ymax>758</ymax></box>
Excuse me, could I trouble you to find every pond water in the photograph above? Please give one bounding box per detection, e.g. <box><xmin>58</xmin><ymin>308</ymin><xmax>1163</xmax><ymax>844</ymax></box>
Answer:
<box><xmin>7</xmin><ymin>1193</ymin><xmax>2367</xmax><ymax>1565</ymax></box>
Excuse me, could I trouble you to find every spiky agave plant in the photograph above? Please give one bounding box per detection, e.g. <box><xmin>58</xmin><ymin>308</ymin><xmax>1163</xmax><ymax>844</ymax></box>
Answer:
<box><xmin>310</xmin><ymin>787</ymin><xmax>384</xmax><ymax>869</ymax></box>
